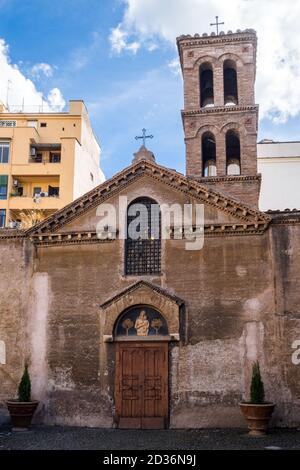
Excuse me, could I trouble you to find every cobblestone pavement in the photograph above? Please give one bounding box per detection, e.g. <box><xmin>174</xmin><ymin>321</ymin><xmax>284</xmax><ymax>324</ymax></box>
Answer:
<box><xmin>0</xmin><ymin>426</ymin><xmax>300</xmax><ymax>450</ymax></box>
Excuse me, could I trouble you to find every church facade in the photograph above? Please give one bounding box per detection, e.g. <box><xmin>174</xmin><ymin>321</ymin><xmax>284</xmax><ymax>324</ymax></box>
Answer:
<box><xmin>0</xmin><ymin>29</ymin><xmax>300</xmax><ymax>429</ymax></box>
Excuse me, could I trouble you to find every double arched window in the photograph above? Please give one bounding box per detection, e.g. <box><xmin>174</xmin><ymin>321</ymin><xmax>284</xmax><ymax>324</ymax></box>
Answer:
<box><xmin>201</xmin><ymin>130</ymin><xmax>241</xmax><ymax>176</ymax></box>
<box><xmin>200</xmin><ymin>60</ymin><xmax>238</xmax><ymax>107</ymax></box>
<box><xmin>200</xmin><ymin>62</ymin><xmax>214</xmax><ymax>108</ymax></box>
<box><xmin>125</xmin><ymin>197</ymin><xmax>161</xmax><ymax>276</ymax></box>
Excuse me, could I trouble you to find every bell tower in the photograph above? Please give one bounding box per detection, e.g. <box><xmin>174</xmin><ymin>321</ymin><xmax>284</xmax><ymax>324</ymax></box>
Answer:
<box><xmin>177</xmin><ymin>29</ymin><xmax>261</xmax><ymax>207</ymax></box>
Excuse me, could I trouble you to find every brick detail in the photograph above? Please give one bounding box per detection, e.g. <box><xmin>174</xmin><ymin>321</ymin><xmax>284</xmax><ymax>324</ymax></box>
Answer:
<box><xmin>177</xmin><ymin>31</ymin><xmax>259</xmax><ymax>207</ymax></box>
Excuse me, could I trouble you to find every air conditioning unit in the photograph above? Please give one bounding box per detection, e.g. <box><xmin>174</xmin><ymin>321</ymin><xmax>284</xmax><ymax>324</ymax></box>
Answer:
<box><xmin>9</xmin><ymin>221</ymin><xmax>20</xmax><ymax>229</ymax></box>
<box><xmin>13</xmin><ymin>180</ymin><xmax>19</xmax><ymax>187</ymax></box>
<box><xmin>30</xmin><ymin>146</ymin><xmax>36</xmax><ymax>157</ymax></box>
<box><xmin>40</xmin><ymin>192</ymin><xmax>48</xmax><ymax>197</ymax></box>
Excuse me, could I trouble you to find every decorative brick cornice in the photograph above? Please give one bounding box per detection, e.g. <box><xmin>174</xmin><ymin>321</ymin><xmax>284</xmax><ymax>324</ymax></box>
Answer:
<box><xmin>177</xmin><ymin>35</ymin><xmax>256</xmax><ymax>49</ymax></box>
<box><xmin>268</xmin><ymin>209</ymin><xmax>300</xmax><ymax>226</ymax></box>
<box><xmin>0</xmin><ymin>229</ymin><xmax>26</xmax><ymax>240</ymax></box>
<box><xmin>26</xmin><ymin>159</ymin><xmax>270</xmax><ymax>238</ymax></box>
<box><xmin>29</xmin><ymin>219</ymin><xmax>269</xmax><ymax>248</ymax></box>
<box><xmin>100</xmin><ymin>280</ymin><xmax>184</xmax><ymax>309</ymax></box>
<box><xmin>182</xmin><ymin>105</ymin><xmax>258</xmax><ymax>118</ymax></box>
<box><xmin>29</xmin><ymin>231</ymin><xmax>117</xmax><ymax>247</ymax></box>
<box><xmin>271</xmin><ymin>219</ymin><xmax>300</xmax><ymax>226</ymax></box>
<box><xmin>176</xmin><ymin>30</ymin><xmax>257</xmax><ymax>47</ymax></box>
<box><xmin>188</xmin><ymin>174</ymin><xmax>261</xmax><ymax>184</ymax></box>
<box><xmin>177</xmin><ymin>31</ymin><xmax>257</xmax><ymax>51</ymax></box>
<box><xmin>170</xmin><ymin>222</ymin><xmax>268</xmax><ymax>238</ymax></box>
<box><xmin>176</xmin><ymin>30</ymin><xmax>257</xmax><ymax>68</ymax></box>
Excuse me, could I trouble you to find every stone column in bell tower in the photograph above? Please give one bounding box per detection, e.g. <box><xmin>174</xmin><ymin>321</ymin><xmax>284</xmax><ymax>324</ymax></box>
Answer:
<box><xmin>177</xmin><ymin>29</ymin><xmax>261</xmax><ymax>208</ymax></box>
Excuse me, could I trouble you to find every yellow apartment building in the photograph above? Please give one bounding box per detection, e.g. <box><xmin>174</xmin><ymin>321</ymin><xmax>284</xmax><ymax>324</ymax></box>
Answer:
<box><xmin>0</xmin><ymin>100</ymin><xmax>104</xmax><ymax>229</ymax></box>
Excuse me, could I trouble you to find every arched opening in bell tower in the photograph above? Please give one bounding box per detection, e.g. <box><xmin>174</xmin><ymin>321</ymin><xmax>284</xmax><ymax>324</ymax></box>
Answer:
<box><xmin>202</xmin><ymin>132</ymin><xmax>217</xmax><ymax>177</ymax></box>
<box><xmin>200</xmin><ymin>63</ymin><xmax>214</xmax><ymax>108</ymax></box>
<box><xmin>223</xmin><ymin>60</ymin><xmax>238</xmax><ymax>105</ymax></box>
<box><xmin>226</xmin><ymin>130</ymin><xmax>241</xmax><ymax>175</ymax></box>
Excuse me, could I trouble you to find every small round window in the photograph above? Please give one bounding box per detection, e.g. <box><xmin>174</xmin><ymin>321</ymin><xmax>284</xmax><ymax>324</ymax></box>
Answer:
<box><xmin>114</xmin><ymin>305</ymin><xmax>169</xmax><ymax>338</ymax></box>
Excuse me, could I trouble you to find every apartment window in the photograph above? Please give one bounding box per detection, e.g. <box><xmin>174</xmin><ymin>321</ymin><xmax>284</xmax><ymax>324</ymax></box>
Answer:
<box><xmin>50</xmin><ymin>152</ymin><xmax>61</xmax><ymax>163</ymax></box>
<box><xmin>40</xmin><ymin>122</ymin><xmax>47</xmax><ymax>128</ymax></box>
<box><xmin>0</xmin><ymin>142</ymin><xmax>10</xmax><ymax>164</ymax></box>
<box><xmin>35</xmin><ymin>153</ymin><xmax>43</xmax><ymax>163</ymax></box>
<box><xmin>48</xmin><ymin>186</ymin><xmax>59</xmax><ymax>197</ymax></box>
<box><xmin>0</xmin><ymin>209</ymin><xmax>6</xmax><ymax>228</ymax></box>
<box><xmin>0</xmin><ymin>175</ymin><xmax>8</xmax><ymax>200</ymax></box>
<box><xmin>33</xmin><ymin>187</ymin><xmax>42</xmax><ymax>197</ymax></box>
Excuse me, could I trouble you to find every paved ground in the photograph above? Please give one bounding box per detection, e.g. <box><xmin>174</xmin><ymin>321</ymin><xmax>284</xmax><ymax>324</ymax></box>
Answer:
<box><xmin>0</xmin><ymin>426</ymin><xmax>299</xmax><ymax>450</ymax></box>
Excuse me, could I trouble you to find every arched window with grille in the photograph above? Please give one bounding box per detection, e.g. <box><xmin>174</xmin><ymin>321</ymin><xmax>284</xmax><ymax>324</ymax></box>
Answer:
<box><xmin>200</xmin><ymin>62</ymin><xmax>214</xmax><ymax>108</ymax></box>
<box><xmin>125</xmin><ymin>197</ymin><xmax>161</xmax><ymax>276</ymax></box>
<box><xmin>202</xmin><ymin>132</ymin><xmax>217</xmax><ymax>177</ymax></box>
<box><xmin>226</xmin><ymin>130</ymin><xmax>241</xmax><ymax>175</ymax></box>
<box><xmin>223</xmin><ymin>60</ymin><xmax>238</xmax><ymax>105</ymax></box>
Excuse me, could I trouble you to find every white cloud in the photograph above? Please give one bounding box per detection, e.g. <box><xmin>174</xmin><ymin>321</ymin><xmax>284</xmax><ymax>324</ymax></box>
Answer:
<box><xmin>147</xmin><ymin>43</ymin><xmax>158</xmax><ymax>52</ymax></box>
<box><xmin>112</xmin><ymin>0</ymin><xmax>300</xmax><ymax>124</ymax></box>
<box><xmin>109</xmin><ymin>23</ymin><xmax>140</xmax><ymax>55</ymax></box>
<box><xmin>71</xmin><ymin>31</ymin><xmax>101</xmax><ymax>70</ymax></box>
<box><xmin>30</xmin><ymin>62</ymin><xmax>53</xmax><ymax>79</ymax></box>
<box><xmin>47</xmin><ymin>88</ymin><xmax>65</xmax><ymax>110</ymax></box>
<box><xmin>168</xmin><ymin>58</ymin><xmax>181</xmax><ymax>76</ymax></box>
<box><xmin>0</xmin><ymin>38</ymin><xmax>65</xmax><ymax>112</ymax></box>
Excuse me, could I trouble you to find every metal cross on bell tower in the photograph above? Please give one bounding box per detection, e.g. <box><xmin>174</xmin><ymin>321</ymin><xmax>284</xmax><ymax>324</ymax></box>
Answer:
<box><xmin>210</xmin><ymin>16</ymin><xmax>225</xmax><ymax>35</ymax></box>
<box><xmin>135</xmin><ymin>128</ymin><xmax>153</xmax><ymax>147</ymax></box>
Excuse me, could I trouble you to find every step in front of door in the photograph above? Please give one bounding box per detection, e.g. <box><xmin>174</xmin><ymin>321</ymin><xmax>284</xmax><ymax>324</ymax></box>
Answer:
<box><xmin>118</xmin><ymin>416</ymin><xmax>166</xmax><ymax>429</ymax></box>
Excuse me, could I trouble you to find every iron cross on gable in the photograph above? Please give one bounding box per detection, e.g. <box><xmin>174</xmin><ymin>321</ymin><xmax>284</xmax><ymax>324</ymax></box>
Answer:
<box><xmin>210</xmin><ymin>16</ymin><xmax>225</xmax><ymax>35</ymax></box>
<box><xmin>135</xmin><ymin>128</ymin><xmax>153</xmax><ymax>147</ymax></box>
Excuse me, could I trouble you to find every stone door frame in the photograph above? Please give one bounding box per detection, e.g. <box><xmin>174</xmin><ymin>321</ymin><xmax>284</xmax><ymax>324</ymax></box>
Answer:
<box><xmin>100</xmin><ymin>281</ymin><xmax>184</xmax><ymax>343</ymax></box>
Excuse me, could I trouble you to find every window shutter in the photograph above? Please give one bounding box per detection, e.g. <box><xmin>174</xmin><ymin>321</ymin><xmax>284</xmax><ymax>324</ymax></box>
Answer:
<box><xmin>0</xmin><ymin>175</ymin><xmax>8</xmax><ymax>185</ymax></box>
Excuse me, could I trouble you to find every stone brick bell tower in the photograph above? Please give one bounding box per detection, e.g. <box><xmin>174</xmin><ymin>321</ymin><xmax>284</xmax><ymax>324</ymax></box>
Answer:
<box><xmin>177</xmin><ymin>29</ymin><xmax>261</xmax><ymax>207</ymax></box>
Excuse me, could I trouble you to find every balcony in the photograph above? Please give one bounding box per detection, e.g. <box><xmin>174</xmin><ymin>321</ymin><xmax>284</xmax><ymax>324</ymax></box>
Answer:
<box><xmin>10</xmin><ymin>175</ymin><xmax>60</xmax><ymax>210</ymax></box>
<box><xmin>9</xmin><ymin>195</ymin><xmax>60</xmax><ymax>210</ymax></box>
<box><xmin>29</xmin><ymin>144</ymin><xmax>61</xmax><ymax>164</ymax></box>
<box><xmin>0</xmin><ymin>126</ymin><xmax>39</xmax><ymax>147</ymax></box>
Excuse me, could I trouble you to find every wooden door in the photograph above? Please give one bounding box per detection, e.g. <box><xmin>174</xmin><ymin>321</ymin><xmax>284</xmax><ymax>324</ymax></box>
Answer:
<box><xmin>115</xmin><ymin>342</ymin><xmax>168</xmax><ymax>429</ymax></box>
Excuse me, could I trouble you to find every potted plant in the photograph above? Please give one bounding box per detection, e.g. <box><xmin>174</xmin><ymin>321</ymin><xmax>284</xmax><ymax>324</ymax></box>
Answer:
<box><xmin>6</xmin><ymin>364</ymin><xmax>39</xmax><ymax>431</ymax></box>
<box><xmin>240</xmin><ymin>361</ymin><xmax>275</xmax><ymax>436</ymax></box>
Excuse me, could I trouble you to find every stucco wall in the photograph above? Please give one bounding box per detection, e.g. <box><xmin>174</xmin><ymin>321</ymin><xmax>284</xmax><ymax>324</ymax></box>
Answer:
<box><xmin>258</xmin><ymin>158</ymin><xmax>300</xmax><ymax>211</ymax></box>
<box><xmin>0</xmin><ymin>203</ymin><xmax>300</xmax><ymax>428</ymax></box>
<box><xmin>0</xmin><ymin>239</ymin><xmax>33</xmax><ymax>423</ymax></box>
<box><xmin>73</xmin><ymin>109</ymin><xmax>104</xmax><ymax>200</ymax></box>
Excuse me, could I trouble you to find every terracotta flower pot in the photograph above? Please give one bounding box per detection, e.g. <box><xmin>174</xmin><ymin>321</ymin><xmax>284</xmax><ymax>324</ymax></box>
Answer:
<box><xmin>6</xmin><ymin>400</ymin><xmax>39</xmax><ymax>431</ymax></box>
<box><xmin>239</xmin><ymin>402</ymin><xmax>275</xmax><ymax>436</ymax></box>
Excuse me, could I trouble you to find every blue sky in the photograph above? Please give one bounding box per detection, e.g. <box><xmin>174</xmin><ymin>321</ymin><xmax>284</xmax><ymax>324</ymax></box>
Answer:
<box><xmin>0</xmin><ymin>0</ymin><xmax>300</xmax><ymax>179</ymax></box>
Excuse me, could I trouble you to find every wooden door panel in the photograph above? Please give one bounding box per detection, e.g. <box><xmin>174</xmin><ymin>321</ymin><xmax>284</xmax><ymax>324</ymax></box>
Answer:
<box><xmin>144</xmin><ymin>347</ymin><xmax>166</xmax><ymax>419</ymax></box>
<box><xmin>115</xmin><ymin>342</ymin><xmax>168</xmax><ymax>429</ymax></box>
<box><xmin>120</xmin><ymin>347</ymin><xmax>142</xmax><ymax>419</ymax></box>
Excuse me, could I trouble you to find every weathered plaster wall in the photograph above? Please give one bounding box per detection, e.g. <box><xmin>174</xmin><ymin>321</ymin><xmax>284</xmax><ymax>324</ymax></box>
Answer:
<box><xmin>28</xmin><ymin>224</ymin><xmax>300</xmax><ymax>428</ymax></box>
<box><xmin>0</xmin><ymin>239</ymin><xmax>33</xmax><ymax>423</ymax></box>
<box><xmin>268</xmin><ymin>224</ymin><xmax>300</xmax><ymax>425</ymax></box>
<box><xmin>0</xmin><ymin>208</ymin><xmax>300</xmax><ymax>429</ymax></box>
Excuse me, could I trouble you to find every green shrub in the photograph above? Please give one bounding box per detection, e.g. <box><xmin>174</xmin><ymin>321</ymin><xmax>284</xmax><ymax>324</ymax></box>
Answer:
<box><xmin>18</xmin><ymin>364</ymin><xmax>31</xmax><ymax>402</ymax></box>
<box><xmin>250</xmin><ymin>361</ymin><xmax>265</xmax><ymax>404</ymax></box>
